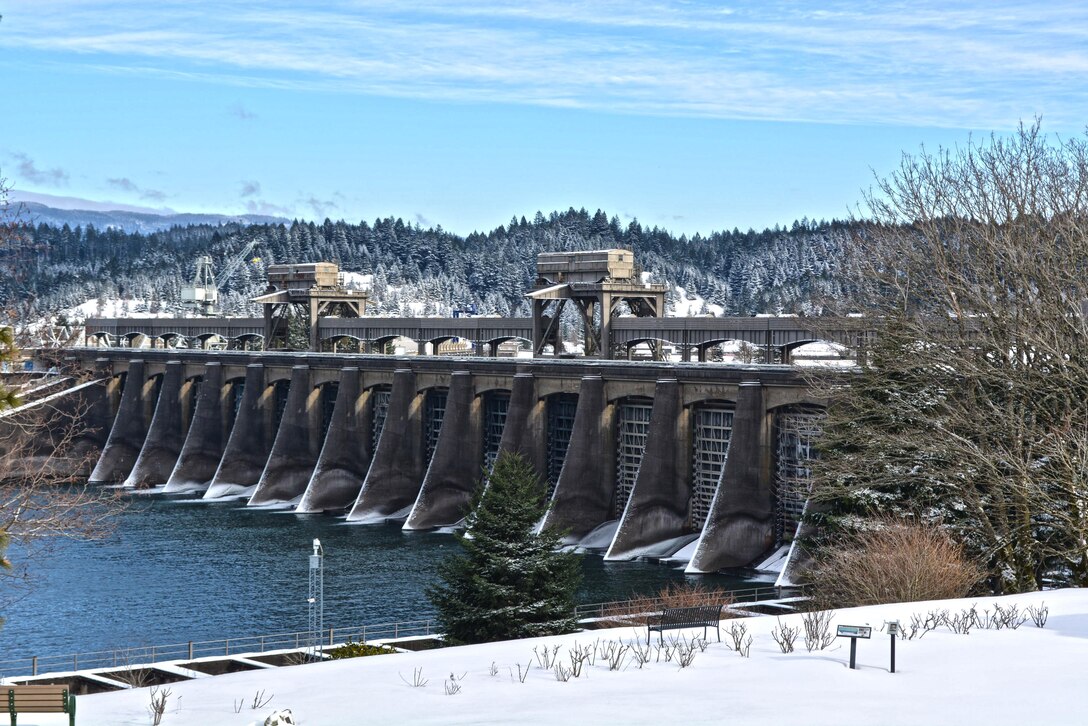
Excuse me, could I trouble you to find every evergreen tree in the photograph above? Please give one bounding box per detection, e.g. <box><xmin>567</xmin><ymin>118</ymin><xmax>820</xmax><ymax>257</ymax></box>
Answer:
<box><xmin>427</xmin><ymin>452</ymin><xmax>582</xmax><ymax>644</ymax></box>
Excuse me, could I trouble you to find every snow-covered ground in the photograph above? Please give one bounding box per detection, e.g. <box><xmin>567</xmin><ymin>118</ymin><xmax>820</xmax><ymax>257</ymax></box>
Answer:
<box><xmin>67</xmin><ymin>297</ymin><xmax>180</xmax><ymax>319</ymax></box>
<box><xmin>670</xmin><ymin>285</ymin><xmax>725</xmax><ymax>317</ymax></box>
<box><xmin>67</xmin><ymin>589</ymin><xmax>1088</xmax><ymax>725</ymax></box>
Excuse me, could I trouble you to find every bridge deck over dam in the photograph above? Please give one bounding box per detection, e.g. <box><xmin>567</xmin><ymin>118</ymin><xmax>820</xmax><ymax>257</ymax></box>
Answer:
<box><xmin>84</xmin><ymin>315</ymin><xmax>871</xmax><ymax>361</ymax></box>
<box><xmin>55</xmin><ymin>348</ymin><xmax>829</xmax><ymax>574</ymax></box>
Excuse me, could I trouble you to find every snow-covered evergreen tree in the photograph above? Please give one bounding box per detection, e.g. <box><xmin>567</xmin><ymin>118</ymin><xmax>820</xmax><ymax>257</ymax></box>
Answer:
<box><xmin>427</xmin><ymin>452</ymin><xmax>581</xmax><ymax>644</ymax></box>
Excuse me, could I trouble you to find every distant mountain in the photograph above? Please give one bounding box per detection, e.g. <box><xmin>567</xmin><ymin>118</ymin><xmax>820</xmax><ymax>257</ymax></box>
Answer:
<box><xmin>13</xmin><ymin>201</ymin><xmax>287</xmax><ymax>234</ymax></box>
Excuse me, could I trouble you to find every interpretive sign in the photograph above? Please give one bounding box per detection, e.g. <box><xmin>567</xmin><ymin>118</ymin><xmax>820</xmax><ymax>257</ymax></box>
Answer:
<box><xmin>837</xmin><ymin>625</ymin><xmax>872</xmax><ymax>639</ymax></box>
<box><xmin>837</xmin><ymin>624</ymin><xmax>871</xmax><ymax>669</ymax></box>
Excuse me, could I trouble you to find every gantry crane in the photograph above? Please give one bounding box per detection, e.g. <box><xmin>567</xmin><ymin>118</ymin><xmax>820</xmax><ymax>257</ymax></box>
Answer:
<box><xmin>181</xmin><ymin>239</ymin><xmax>260</xmax><ymax>315</ymax></box>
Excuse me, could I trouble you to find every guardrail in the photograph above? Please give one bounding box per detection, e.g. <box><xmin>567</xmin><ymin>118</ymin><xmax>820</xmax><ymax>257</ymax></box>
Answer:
<box><xmin>2</xmin><ymin>584</ymin><xmax>804</xmax><ymax>679</ymax></box>
<box><xmin>0</xmin><ymin>619</ymin><xmax>438</xmax><ymax>679</ymax></box>
<box><xmin>574</xmin><ymin>584</ymin><xmax>806</xmax><ymax>621</ymax></box>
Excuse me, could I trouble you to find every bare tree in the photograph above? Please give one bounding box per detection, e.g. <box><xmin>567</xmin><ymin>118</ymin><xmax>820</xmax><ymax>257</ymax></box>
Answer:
<box><xmin>0</xmin><ymin>170</ymin><xmax>124</xmax><ymax>612</ymax></box>
<box><xmin>808</xmin><ymin>121</ymin><xmax>1088</xmax><ymax>592</ymax></box>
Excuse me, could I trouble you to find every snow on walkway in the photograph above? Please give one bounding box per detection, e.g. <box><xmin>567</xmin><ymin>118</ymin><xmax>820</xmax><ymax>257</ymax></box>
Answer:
<box><xmin>76</xmin><ymin>589</ymin><xmax>1088</xmax><ymax>725</ymax></box>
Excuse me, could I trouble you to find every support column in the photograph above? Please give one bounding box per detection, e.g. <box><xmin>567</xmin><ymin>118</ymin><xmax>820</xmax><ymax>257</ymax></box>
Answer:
<box><xmin>297</xmin><ymin>368</ymin><xmax>371</xmax><ymax>513</ymax></box>
<box><xmin>123</xmin><ymin>360</ymin><xmax>189</xmax><ymax>489</ymax></box>
<box><xmin>539</xmin><ymin>375</ymin><xmax>614</xmax><ymax>542</ymax></box>
<box><xmin>686</xmin><ymin>381</ymin><xmax>774</xmax><ymax>573</ymax></box>
<box><xmin>89</xmin><ymin>360</ymin><xmax>155</xmax><ymax>483</ymax></box>
<box><xmin>250</xmin><ymin>365</ymin><xmax>321</xmax><ymax>505</ymax></box>
<box><xmin>165</xmin><ymin>362</ymin><xmax>229</xmax><ymax>493</ymax></box>
<box><xmin>404</xmin><ymin>372</ymin><xmax>481</xmax><ymax>530</ymax></box>
<box><xmin>497</xmin><ymin>372</ymin><xmax>546</xmax><ymax>476</ymax></box>
<box><xmin>204</xmin><ymin>364</ymin><xmax>272</xmax><ymax>499</ymax></box>
<box><xmin>347</xmin><ymin>369</ymin><xmax>424</xmax><ymax>522</ymax></box>
<box><xmin>605</xmin><ymin>379</ymin><xmax>692</xmax><ymax>560</ymax></box>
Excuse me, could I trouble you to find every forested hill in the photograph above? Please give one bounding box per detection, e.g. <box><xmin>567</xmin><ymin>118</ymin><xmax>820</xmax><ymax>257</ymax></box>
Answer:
<box><xmin>8</xmin><ymin>208</ymin><xmax>857</xmax><ymax>320</ymax></box>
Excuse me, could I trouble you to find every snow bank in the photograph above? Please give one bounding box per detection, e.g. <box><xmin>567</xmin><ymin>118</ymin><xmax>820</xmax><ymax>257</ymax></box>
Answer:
<box><xmin>75</xmin><ymin>589</ymin><xmax>1088</xmax><ymax>725</ymax></box>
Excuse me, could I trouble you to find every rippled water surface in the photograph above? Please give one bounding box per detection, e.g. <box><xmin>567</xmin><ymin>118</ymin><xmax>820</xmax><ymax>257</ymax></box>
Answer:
<box><xmin>2</xmin><ymin>492</ymin><xmax>763</xmax><ymax>659</ymax></box>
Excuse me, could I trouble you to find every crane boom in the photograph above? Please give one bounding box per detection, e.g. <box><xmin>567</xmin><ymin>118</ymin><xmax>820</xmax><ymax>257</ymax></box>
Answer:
<box><xmin>216</xmin><ymin>238</ymin><xmax>260</xmax><ymax>291</ymax></box>
<box><xmin>180</xmin><ymin>238</ymin><xmax>261</xmax><ymax>315</ymax></box>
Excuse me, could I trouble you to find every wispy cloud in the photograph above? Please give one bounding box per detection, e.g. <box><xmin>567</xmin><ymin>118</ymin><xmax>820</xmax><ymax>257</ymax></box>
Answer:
<box><xmin>8</xmin><ymin>152</ymin><xmax>69</xmax><ymax>186</ymax></box>
<box><xmin>303</xmin><ymin>195</ymin><xmax>338</xmax><ymax>219</ymax></box>
<box><xmin>106</xmin><ymin>176</ymin><xmax>167</xmax><ymax>202</ymax></box>
<box><xmin>244</xmin><ymin>198</ymin><xmax>292</xmax><ymax>218</ymax></box>
<box><xmin>239</xmin><ymin>180</ymin><xmax>261</xmax><ymax>197</ymax></box>
<box><xmin>2</xmin><ymin>1</ymin><xmax>1086</xmax><ymax>129</ymax></box>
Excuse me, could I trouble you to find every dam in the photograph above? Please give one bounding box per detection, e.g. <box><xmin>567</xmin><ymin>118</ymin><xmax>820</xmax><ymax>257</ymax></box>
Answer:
<box><xmin>33</xmin><ymin>250</ymin><xmax>841</xmax><ymax>574</ymax></box>
<box><xmin>54</xmin><ymin>347</ymin><xmax>825</xmax><ymax>574</ymax></box>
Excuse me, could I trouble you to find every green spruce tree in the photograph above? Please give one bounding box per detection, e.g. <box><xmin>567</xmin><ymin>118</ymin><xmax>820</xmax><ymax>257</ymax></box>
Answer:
<box><xmin>428</xmin><ymin>452</ymin><xmax>582</xmax><ymax>644</ymax></box>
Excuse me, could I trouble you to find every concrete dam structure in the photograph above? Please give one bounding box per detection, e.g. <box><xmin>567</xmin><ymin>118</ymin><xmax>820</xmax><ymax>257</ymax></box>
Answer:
<box><xmin>62</xmin><ymin>347</ymin><xmax>825</xmax><ymax>573</ymax></box>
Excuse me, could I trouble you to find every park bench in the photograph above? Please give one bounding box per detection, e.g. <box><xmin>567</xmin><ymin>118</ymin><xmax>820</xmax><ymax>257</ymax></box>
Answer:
<box><xmin>6</xmin><ymin>684</ymin><xmax>76</xmax><ymax>726</ymax></box>
<box><xmin>646</xmin><ymin>604</ymin><xmax>725</xmax><ymax>645</ymax></box>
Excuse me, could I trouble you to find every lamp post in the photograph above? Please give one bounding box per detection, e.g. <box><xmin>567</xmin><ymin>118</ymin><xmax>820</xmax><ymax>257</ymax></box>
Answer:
<box><xmin>308</xmin><ymin>539</ymin><xmax>324</xmax><ymax>659</ymax></box>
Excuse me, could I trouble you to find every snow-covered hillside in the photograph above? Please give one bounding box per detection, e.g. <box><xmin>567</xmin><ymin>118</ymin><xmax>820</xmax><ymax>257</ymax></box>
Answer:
<box><xmin>75</xmin><ymin>589</ymin><xmax>1087</xmax><ymax>725</ymax></box>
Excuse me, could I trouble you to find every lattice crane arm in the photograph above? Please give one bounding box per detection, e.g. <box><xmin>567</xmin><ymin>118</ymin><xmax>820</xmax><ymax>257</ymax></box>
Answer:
<box><xmin>216</xmin><ymin>238</ymin><xmax>260</xmax><ymax>290</ymax></box>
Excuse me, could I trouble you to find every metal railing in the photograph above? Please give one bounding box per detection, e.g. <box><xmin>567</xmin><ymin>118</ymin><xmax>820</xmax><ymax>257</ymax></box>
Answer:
<box><xmin>2</xmin><ymin>584</ymin><xmax>803</xmax><ymax>679</ymax></box>
<box><xmin>0</xmin><ymin>619</ymin><xmax>438</xmax><ymax>679</ymax></box>
<box><xmin>574</xmin><ymin>584</ymin><xmax>805</xmax><ymax>621</ymax></box>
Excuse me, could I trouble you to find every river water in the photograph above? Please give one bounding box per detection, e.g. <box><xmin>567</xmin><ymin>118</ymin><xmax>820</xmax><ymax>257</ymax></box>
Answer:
<box><xmin>1</xmin><ymin>493</ymin><xmax>763</xmax><ymax>660</ymax></box>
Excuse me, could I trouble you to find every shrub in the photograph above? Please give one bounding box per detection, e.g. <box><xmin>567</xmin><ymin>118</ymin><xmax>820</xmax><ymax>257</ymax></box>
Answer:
<box><xmin>602</xmin><ymin>581</ymin><xmax>735</xmax><ymax>626</ymax></box>
<box><xmin>326</xmin><ymin>641</ymin><xmax>396</xmax><ymax>660</ymax></box>
<box><xmin>807</xmin><ymin>518</ymin><xmax>983</xmax><ymax>608</ymax></box>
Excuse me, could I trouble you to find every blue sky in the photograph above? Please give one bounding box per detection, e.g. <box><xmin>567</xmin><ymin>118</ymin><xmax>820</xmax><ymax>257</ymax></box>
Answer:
<box><xmin>2</xmin><ymin>1</ymin><xmax>1086</xmax><ymax>235</ymax></box>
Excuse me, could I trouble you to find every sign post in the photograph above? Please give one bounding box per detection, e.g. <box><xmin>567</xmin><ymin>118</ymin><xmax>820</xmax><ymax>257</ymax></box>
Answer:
<box><xmin>836</xmin><ymin>625</ymin><xmax>872</xmax><ymax>670</ymax></box>
<box><xmin>886</xmin><ymin>621</ymin><xmax>900</xmax><ymax>673</ymax></box>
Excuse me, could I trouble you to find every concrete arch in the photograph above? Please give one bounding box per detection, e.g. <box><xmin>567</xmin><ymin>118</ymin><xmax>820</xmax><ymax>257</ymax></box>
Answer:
<box><xmin>319</xmin><ymin>334</ymin><xmax>365</xmax><ymax>353</ymax></box>
<box><xmin>194</xmin><ymin>333</ymin><xmax>227</xmax><ymax>350</ymax></box>
<box><xmin>605</xmin><ymin>382</ymin><xmax>656</xmax><ymax>403</ymax></box>
<box><xmin>621</xmin><ymin>335</ymin><xmax>678</xmax><ymax>349</ymax></box>
<box><xmin>121</xmin><ymin>332</ymin><xmax>149</xmax><ymax>348</ymax></box>
<box><xmin>231</xmin><ymin>333</ymin><xmax>265</xmax><ymax>351</ymax></box>
<box><xmin>765</xmin><ymin>390</ymin><xmax>828</xmax><ymax>410</ymax></box>
<box><xmin>158</xmin><ymin>332</ymin><xmax>190</xmax><ymax>349</ymax></box>
<box><xmin>88</xmin><ymin>331</ymin><xmax>113</xmax><ymax>347</ymax></box>
<box><xmin>483</xmin><ymin>334</ymin><xmax>531</xmax><ymax>347</ymax></box>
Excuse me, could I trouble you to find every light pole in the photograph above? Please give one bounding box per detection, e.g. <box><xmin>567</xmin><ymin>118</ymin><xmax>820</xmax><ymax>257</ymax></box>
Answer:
<box><xmin>308</xmin><ymin>538</ymin><xmax>324</xmax><ymax>659</ymax></box>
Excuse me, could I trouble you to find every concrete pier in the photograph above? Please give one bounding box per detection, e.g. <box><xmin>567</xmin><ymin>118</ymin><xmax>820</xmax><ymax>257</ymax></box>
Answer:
<box><xmin>205</xmin><ymin>364</ymin><xmax>273</xmax><ymax>499</ymax></box>
<box><xmin>404</xmin><ymin>372</ymin><xmax>482</xmax><ymax>530</ymax></box>
<box><xmin>123</xmin><ymin>360</ymin><xmax>190</xmax><ymax>489</ymax></box>
<box><xmin>347</xmin><ymin>369</ymin><xmax>425</xmax><ymax>522</ymax></box>
<box><xmin>686</xmin><ymin>381</ymin><xmax>774</xmax><ymax>573</ymax></box>
<box><xmin>250</xmin><ymin>366</ymin><xmax>322</xmax><ymax>505</ymax></box>
<box><xmin>497</xmin><ymin>372</ymin><xmax>546</xmax><ymax>476</ymax></box>
<box><xmin>89</xmin><ymin>360</ymin><xmax>155</xmax><ymax>483</ymax></box>
<box><xmin>63</xmin><ymin>347</ymin><xmax>824</xmax><ymax>572</ymax></box>
<box><xmin>165</xmin><ymin>363</ymin><xmax>230</xmax><ymax>493</ymax></box>
<box><xmin>605</xmin><ymin>378</ymin><xmax>693</xmax><ymax>560</ymax></box>
<box><xmin>540</xmin><ymin>375</ymin><xmax>614</xmax><ymax>541</ymax></box>
<box><xmin>297</xmin><ymin>368</ymin><xmax>372</xmax><ymax>513</ymax></box>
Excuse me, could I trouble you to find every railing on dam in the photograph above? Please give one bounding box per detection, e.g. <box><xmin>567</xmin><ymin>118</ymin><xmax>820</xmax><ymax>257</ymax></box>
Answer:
<box><xmin>82</xmin><ymin>315</ymin><xmax>876</xmax><ymax>356</ymax></box>
<box><xmin>0</xmin><ymin>619</ymin><xmax>440</xmax><ymax>678</ymax></box>
<box><xmin>0</xmin><ymin>584</ymin><xmax>806</xmax><ymax>678</ymax></box>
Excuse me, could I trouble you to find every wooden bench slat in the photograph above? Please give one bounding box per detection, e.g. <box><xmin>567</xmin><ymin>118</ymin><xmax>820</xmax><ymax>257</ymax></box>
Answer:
<box><xmin>7</xmin><ymin>685</ymin><xmax>74</xmax><ymax>724</ymax></box>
